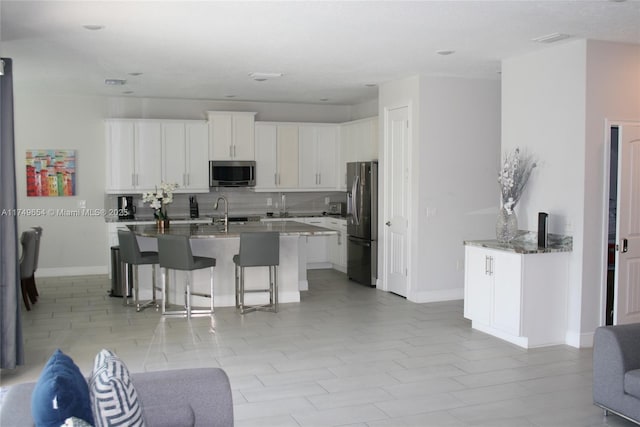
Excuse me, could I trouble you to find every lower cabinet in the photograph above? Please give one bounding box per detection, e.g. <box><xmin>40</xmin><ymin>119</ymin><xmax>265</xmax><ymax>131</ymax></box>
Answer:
<box><xmin>464</xmin><ymin>244</ymin><xmax>569</xmax><ymax>348</ymax></box>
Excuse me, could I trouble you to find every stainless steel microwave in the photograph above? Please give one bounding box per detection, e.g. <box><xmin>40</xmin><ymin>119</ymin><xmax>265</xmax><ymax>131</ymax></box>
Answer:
<box><xmin>209</xmin><ymin>160</ymin><xmax>256</xmax><ymax>187</ymax></box>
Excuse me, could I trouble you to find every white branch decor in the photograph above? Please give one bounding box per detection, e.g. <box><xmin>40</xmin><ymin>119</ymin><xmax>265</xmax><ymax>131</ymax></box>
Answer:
<box><xmin>142</xmin><ymin>182</ymin><xmax>178</xmax><ymax>220</ymax></box>
<box><xmin>497</xmin><ymin>148</ymin><xmax>536</xmax><ymax>213</ymax></box>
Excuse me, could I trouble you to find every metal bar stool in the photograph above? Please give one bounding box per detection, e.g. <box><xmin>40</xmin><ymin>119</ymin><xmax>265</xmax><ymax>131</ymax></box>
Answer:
<box><xmin>157</xmin><ymin>234</ymin><xmax>216</xmax><ymax>317</ymax></box>
<box><xmin>117</xmin><ymin>229</ymin><xmax>159</xmax><ymax>312</ymax></box>
<box><xmin>233</xmin><ymin>232</ymin><xmax>280</xmax><ymax>314</ymax></box>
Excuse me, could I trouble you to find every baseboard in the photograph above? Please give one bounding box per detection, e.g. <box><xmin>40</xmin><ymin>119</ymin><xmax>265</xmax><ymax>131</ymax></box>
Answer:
<box><xmin>307</xmin><ymin>262</ymin><xmax>333</xmax><ymax>270</ymax></box>
<box><xmin>409</xmin><ymin>287</ymin><xmax>464</xmax><ymax>303</ymax></box>
<box><xmin>36</xmin><ymin>266</ymin><xmax>108</xmax><ymax>278</ymax></box>
<box><xmin>565</xmin><ymin>330</ymin><xmax>594</xmax><ymax>348</ymax></box>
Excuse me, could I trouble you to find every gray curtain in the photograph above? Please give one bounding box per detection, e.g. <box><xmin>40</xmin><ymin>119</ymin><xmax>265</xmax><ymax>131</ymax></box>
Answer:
<box><xmin>0</xmin><ymin>57</ymin><xmax>24</xmax><ymax>369</ymax></box>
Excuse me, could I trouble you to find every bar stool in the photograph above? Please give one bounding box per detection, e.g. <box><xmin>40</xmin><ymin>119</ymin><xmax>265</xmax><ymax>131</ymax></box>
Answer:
<box><xmin>157</xmin><ymin>234</ymin><xmax>216</xmax><ymax>317</ymax></box>
<box><xmin>117</xmin><ymin>229</ymin><xmax>159</xmax><ymax>312</ymax></box>
<box><xmin>233</xmin><ymin>232</ymin><xmax>280</xmax><ymax>314</ymax></box>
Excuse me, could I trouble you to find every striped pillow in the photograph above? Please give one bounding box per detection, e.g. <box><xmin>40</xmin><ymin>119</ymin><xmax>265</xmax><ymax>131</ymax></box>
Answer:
<box><xmin>89</xmin><ymin>349</ymin><xmax>145</xmax><ymax>427</ymax></box>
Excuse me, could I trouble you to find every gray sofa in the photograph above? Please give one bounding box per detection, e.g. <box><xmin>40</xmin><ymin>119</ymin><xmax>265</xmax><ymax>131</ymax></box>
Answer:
<box><xmin>593</xmin><ymin>323</ymin><xmax>640</xmax><ymax>425</ymax></box>
<box><xmin>0</xmin><ymin>367</ymin><xmax>233</xmax><ymax>427</ymax></box>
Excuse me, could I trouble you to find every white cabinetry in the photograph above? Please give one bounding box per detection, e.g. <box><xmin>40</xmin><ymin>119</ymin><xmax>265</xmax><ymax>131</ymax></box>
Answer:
<box><xmin>254</xmin><ymin>123</ymin><xmax>299</xmax><ymax>191</ymax></box>
<box><xmin>161</xmin><ymin>121</ymin><xmax>209</xmax><ymax>192</ymax></box>
<box><xmin>298</xmin><ymin>125</ymin><xmax>339</xmax><ymax>189</ymax></box>
<box><xmin>105</xmin><ymin>120</ymin><xmax>162</xmax><ymax>193</ymax></box>
<box><xmin>207</xmin><ymin>111</ymin><xmax>256</xmax><ymax>160</ymax></box>
<box><xmin>325</xmin><ymin>218</ymin><xmax>347</xmax><ymax>272</ymax></box>
<box><xmin>300</xmin><ymin>217</ymin><xmax>330</xmax><ymax>266</ymax></box>
<box><xmin>464</xmin><ymin>244</ymin><xmax>569</xmax><ymax>348</ymax></box>
<box><xmin>339</xmin><ymin>117</ymin><xmax>378</xmax><ymax>189</ymax></box>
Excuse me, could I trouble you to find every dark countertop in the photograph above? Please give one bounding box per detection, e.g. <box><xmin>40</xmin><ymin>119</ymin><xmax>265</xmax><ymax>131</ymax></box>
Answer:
<box><xmin>129</xmin><ymin>220</ymin><xmax>338</xmax><ymax>239</ymax></box>
<box><xmin>464</xmin><ymin>232</ymin><xmax>573</xmax><ymax>254</ymax></box>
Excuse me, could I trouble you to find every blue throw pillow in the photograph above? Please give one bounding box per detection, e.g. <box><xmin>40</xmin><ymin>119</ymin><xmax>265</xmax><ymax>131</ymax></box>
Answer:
<box><xmin>31</xmin><ymin>349</ymin><xmax>94</xmax><ymax>427</ymax></box>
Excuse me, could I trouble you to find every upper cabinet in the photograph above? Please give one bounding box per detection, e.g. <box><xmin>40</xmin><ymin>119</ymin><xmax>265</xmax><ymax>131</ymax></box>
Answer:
<box><xmin>254</xmin><ymin>122</ymin><xmax>299</xmax><ymax>191</ymax></box>
<box><xmin>339</xmin><ymin>116</ymin><xmax>378</xmax><ymax>189</ymax></box>
<box><xmin>207</xmin><ymin>111</ymin><xmax>256</xmax><ymax>160</ymax></box>
<box><xmin>298</xmin><ymin>124</ymin><xmax>339</xmax><ymax>189</ymax></box>
<box><xmin>105</xmin><ymin>120</ymin><xmax>162</xmax><ymax>193</ymax></box>
<box><xmin>105</xmin><ymin>119</ymin><xmax>209</xmax><ymax>194</ymax></box>
<box><xmin>161</xmin><ymin>121</ymin><xmax>209</xmax><ymax>192</ymax></box>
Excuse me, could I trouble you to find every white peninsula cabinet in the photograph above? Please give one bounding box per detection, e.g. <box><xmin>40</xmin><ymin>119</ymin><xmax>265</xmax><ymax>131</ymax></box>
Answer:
<box><xmin>207</xmin><ymin>111</ymin><xmax>256</xmax><ymax>160</ymax></box>
<box><xmin>464</xmin><ymin>238</ymin><xmax>571</xmax><ymax>348</ymax></box>
<box><xmin>105</xmin><ymin>120</ymin><xmax>162</xmax><ymax>193</ymax></box>
<box><xmin>298</xmin><ymin>124</ymin><xmax>339</xmax><ymax>190</ymax></box>
<box><xmin>254</xmin><ymin>123</ymin><xmax>299</xmax><ymax>191</ymax></box>
<box><xmin>161</xmin><ymin>121</ymin><xmax>209</xmax><ymax>192</ymax></box>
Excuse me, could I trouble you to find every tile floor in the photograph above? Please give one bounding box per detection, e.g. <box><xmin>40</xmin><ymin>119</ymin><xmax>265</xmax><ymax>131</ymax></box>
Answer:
<box><xmin>0</xmin><ymin>269</ymin><xmax>635</xmax><ymax>427</ymax></box>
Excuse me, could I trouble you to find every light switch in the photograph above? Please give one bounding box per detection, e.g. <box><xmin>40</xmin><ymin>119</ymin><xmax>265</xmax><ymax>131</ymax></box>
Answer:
<box><xmin>77</xmin><ymin>200</ymin><xmax>86</xmax><ymax>208</ymax></box>
<box><xmin>267</xmin><ymin>197</ymin><xmax>272</xmax><ymax>206</ymax></box>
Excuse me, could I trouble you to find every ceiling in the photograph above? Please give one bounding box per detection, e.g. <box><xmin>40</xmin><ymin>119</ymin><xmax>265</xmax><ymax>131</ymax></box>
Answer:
<box><xmin>1</xmin><ymin>1</ymin><xmax>639</xmax><ymax>105</ymax></box>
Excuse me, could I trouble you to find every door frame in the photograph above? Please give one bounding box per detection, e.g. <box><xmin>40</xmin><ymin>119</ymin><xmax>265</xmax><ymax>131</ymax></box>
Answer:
<box><xmin>600</xmin><ymin>119</ymin><xmax>640</xmax><ymax>325</ymax></box>
<box><xmin>380</xmin><ymin>102</ymin><xmax>413</xmax><ymax>296</ymax></box>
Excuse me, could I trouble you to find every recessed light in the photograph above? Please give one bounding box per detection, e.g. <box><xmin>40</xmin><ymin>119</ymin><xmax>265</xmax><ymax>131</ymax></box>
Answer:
<box><xmin>320</xmin><ymin>98</ymin><xmax>329</xmax><ymax>102</ymax></box>
<box><xmin>436</xmin><ymin>50</ymin><xmax>455</xmax><ymax>56</ymax></box>
<box><xmin>225</xmin><ymin>95</ymin><xmax>236</xmax><ymax>98</ymax></box>
<box><xmin>105</xmin><ymin>79</ymin><xmax>126</xmax><ymax>86</ymax></box>
<box><xmin>249</xmin><ymin>72</ymin><xmax>284</xmax><ymax>81</ymax></box>
<box><xmin>128</xmin><ymin>72</ymin><xmax>143</xmax><ymax>76</ymax></box>
<box><xmin>83</xmin><ymin>24</ymin><xmax>104</xmax><ymax>31</ymax></box>
<box><xmin>532</xmin><ymin>33</ymin><xmax>571</xmax><ymax>43</ymax></box>
<box><xmin>122</xmin><ymin>91</ymin><xmax>134</xmax><ymax>95</ymax></box>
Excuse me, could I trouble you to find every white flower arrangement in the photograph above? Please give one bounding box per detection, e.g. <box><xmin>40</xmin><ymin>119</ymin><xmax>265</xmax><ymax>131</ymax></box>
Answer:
<box><xmin>498</xmin><ymin>148</ymin><xmax>536</xmax><ymax>213</ymax></box>
<box><xmin>142</xmin><ymin>182</ymin><xmax>178</xmax><ymax>220</ymax></box>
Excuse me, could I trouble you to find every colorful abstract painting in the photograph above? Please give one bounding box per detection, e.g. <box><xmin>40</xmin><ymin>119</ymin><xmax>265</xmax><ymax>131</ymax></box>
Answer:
<box><xmin>26</xmin><ymin>149</ymin><xmax>76</xmax><ymax>197</ymax></box>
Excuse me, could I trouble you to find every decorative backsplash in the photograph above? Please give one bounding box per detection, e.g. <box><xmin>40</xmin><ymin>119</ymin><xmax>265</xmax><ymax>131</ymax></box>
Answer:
<box><xmin>105</xmin><ymin>189</ymin><xmax>346</xmax><ymax>220</ymax></box>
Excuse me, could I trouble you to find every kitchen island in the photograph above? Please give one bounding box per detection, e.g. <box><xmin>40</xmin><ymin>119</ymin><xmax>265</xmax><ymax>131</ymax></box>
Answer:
<box><xmin>128</xmin><ymin>221</ymin><xmax>337</xmax><ymax>308</ymax></box>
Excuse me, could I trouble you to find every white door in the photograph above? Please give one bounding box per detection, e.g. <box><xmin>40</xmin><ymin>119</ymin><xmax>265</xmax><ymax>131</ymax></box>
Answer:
<box><xmin>614</xmin><ymin>123</ymin><xmax>640</xmax><ymax>325</ymax></box>
<box><xmin>384</xmin><ymin>106</ymin><xmax>409</xmax><ymax>297</ymax></box>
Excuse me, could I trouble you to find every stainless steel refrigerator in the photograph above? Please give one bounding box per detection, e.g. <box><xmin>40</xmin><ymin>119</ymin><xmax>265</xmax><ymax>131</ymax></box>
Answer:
<box><xmin>347</xmin><ymin>161</ymin><xmax>378</xmax><ymax>287</ymax></box>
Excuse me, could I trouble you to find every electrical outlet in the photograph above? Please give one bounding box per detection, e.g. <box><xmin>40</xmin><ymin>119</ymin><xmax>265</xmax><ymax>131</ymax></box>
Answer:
<box><xmin>325</xmin><ymin>197</ymin><xmax>330</xmax><ymax>204</ymax></box>
<box><xmin>456</xmin><ymin>259</ymin><xmax>464</xmax><ymax>271</ymax></box>
<box><xmin>267</xmin><ymin>197</ymin><xmax>272</xmax><ymax>206</ymax></box>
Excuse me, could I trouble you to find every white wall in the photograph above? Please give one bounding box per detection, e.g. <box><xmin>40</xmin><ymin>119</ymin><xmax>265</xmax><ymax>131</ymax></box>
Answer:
<box><xmin>13</xmin><ymin>92</ymin><xmax>355</xmax><ymax>275</ymax></box>
<box><xmin>502</xmin><ymin>40</ymin><xmax>640</xmax><ymax>347</ymax></box>
<box><xmin>416</xmin><ymin>76</ymin><xmax>501</xmax><ymax>302</ymax></box>
<box><xmin>378</xmin><ymin>75</ymin><xmax>501</xmax><ymax>302</ymax></box>
<box><xmin>15</xmin><ymin>94</ymin><xmax>110</xmax><ymax>275</ymax></box>
<box><xmin>502</xmin><ymin>40</ymin><xmax>588</xmax><ymax>346</ymax></box>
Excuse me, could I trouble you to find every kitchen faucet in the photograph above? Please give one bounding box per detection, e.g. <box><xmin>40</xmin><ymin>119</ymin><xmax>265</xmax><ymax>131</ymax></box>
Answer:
<box><xmin>214</xmin><ymin>196</ymin><xmax>229</xmax><ymax>232</ymax></box>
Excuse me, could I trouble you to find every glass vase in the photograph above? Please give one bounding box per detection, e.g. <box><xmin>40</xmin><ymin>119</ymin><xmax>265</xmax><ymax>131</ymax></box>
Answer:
<box><xmin>496</xmin><ymin>207</ymin><xmax>518</xmax><ymax>243</ymax></box>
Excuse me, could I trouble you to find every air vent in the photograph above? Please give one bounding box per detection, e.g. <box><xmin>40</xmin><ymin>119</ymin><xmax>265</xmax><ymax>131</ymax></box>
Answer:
<box><xmin>105</xmin><ymin>79</ymin><xmax>127</xmax><ymax>86</ymax></box>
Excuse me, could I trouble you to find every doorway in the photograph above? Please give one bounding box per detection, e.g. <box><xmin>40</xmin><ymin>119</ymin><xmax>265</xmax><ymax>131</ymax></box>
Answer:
<box><xmin>605</xmin><ymin>121</ymin><xmax>640</xmax><ymax>325</ymax></box>
<box><xmin>605</xmin><ymin>126</ymin><xmax>618</xmax><ymax>325</ymax></box>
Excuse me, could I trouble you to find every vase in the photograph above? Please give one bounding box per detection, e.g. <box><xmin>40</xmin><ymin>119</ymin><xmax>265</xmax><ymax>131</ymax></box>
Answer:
<box><xmin>156</xmin><ymin>218</ymin><xmax>170</xmax><ymax>231</ymax></box>
<box><xmin>496</xmin><ymin>207</ymin><xmax>518</xmax><ymax>243</ymax></box>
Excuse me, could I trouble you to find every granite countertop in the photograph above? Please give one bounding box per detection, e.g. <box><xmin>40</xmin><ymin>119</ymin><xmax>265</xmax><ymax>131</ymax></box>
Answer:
<box><xmin>464</xmin><ymin>232</ymin><xmax>573</xmax><ymax>254</ymax></box>
<box><xmin>106</xmin><ymin>212</ymin><xmax>346</xmax><ymax>223</ymax></box>
<box><xmin>129</xmin><ymin>220</ymin><xmax>338</xmax><ymax>239</ymax></box>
